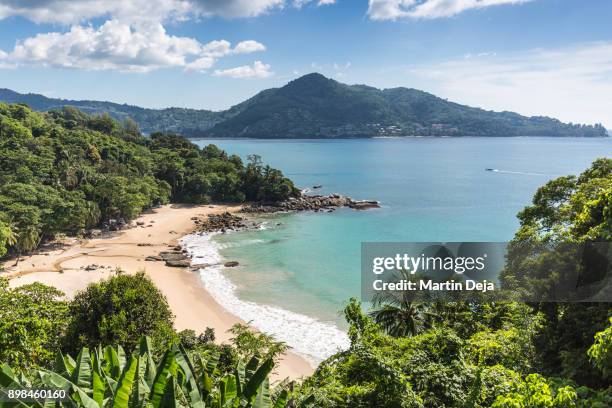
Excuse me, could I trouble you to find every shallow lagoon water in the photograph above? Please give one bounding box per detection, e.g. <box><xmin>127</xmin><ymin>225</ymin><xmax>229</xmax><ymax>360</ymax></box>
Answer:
<box><xmin>191</xmin><ymin>137</ymin><xmax>611</xmax><ymax>361</ymax></box>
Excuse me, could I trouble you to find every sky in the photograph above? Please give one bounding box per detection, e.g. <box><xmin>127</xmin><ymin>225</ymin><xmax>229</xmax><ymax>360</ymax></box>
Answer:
<box><xmin>0</xmin><ymin>0</ymin><xmax>611</xmax><ymax>128</ymax></box>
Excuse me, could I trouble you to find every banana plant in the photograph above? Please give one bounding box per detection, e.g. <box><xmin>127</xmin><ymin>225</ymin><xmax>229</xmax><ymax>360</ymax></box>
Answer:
<box><xmin>0</xmin><ymin>337</ymin><xmax>313</xmax><ymax>408</ymax></box>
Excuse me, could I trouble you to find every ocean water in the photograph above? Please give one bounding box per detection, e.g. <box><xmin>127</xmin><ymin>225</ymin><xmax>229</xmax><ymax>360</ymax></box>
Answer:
<box><xmin>188</xmin><ymin>137</ymin><xmax>611</xmax><ymax>363</ymax></box>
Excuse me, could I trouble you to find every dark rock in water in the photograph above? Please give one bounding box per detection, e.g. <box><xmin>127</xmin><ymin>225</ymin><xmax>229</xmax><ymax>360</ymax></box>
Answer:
<box><xmin>145</xmin><ymin>255</ymin><xmax>162</xmax><ymax>261</ymax></box>
<box><xmin>224</xmin><ymin>261</ymin><xmax>240</xmax><ymax>267</ymax></box>
<box><xmin>313</xmin><ymin>185</ymin><xmax>322</xmax><ymax>189</ymax></box>
<box><xmin>192</xmin><ymin>262</ymin><xmax>219</xmax><ymax>269</ymax></box>
<box><xmin>348</xmin><ymin>200</ymin><xmax>380</xmax><ymax>210</ymax></box>
<box><xmin>241</xmin><ymin>193</ymin><xmax>380</xmax><ymax>214</ymax></box>
<box><xmin>165</xmin><ymin>259</ymin><xmax>191</xmax><ymax>268</ymax></box>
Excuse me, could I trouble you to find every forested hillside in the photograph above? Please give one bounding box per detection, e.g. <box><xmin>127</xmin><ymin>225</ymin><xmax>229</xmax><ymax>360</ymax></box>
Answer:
<box><xmin>2</xmin><ymin>73</ymin><xmax>607</xmax><ymax>138</ymax></box>
<box><xmin>0</xmin><ymin>88</ymin><xmax>224</xmax><ymax>136</ymax></box>
<box><xmin>205</xmin><ymin>74</ymin><xmax>608</xmax><ymax>138</ymax></box>
<box><xmin>0</xmin><ymin>103</ymin><xmax>298</xmax><ymax>258</ymax></box>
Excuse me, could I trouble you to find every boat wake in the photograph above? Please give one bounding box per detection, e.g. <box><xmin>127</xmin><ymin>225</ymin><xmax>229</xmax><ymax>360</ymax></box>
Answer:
<box><xmin>486</xmin><ymin>168</ymin><xmax>546</xmax><ymax>176</ymax></box>
<box><xmin>180</xmin><ymin>233</ymin><xmax>350</xmax><ymax>365</ymax></box>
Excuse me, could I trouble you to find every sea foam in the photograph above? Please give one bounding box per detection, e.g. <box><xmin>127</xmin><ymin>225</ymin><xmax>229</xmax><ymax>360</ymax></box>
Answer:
<box><xmin>180</xmin><ymin>233</ymin><xmax>350</xmax><ymax>365</ymax></box>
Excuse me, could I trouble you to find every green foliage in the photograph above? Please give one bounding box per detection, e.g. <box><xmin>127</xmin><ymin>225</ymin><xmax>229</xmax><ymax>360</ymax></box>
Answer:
<box><xmin>501</xmin><ymin>158</ymin><xmax>612</xmax><ymax>386</ymax></box>
<box><xmin>588</xmin><ymin>317</ymin><xmax>612</xmax><ymax>378</ymax></box>
<box><xmin>491</xmin><ymin>374</ymin><xmax>578</xmax><ymax>408</ymax></box>
<box><xmin>0</xmin><ymin>220</ymin><xmax>14</xmax><ymax>258</ymax></box>
<box><xmin>0</xmin><ymin>278</ymin><xmax>69</xmax><ymax>369</ymax></box>
<box><xmin>0</xmin><ymin>337</ymin><xmax>303</xmax><ymax>408</ymax></box>
<box><xmin>298</xmin><ymin>297</ymin><xmax>612</xmax><ymax>408</ymax></box>
<box><xmin>465</xmin><ymin>325</ymin><xmax>539</xmax><ymax>374</ymax></box>
<box><xmin>228</xmin><ymin>323</ymin><xmax>289</xmax><ymax>362</ymax></box>
<box><xmin>0</xmin><ymin>103</ymin><xmax>297</xmax><ymax>259</ymax></box>
<box><xmin>64</xmin><ymin>272</ymin><xmax>175</xmax><ymax>354</ymax></box>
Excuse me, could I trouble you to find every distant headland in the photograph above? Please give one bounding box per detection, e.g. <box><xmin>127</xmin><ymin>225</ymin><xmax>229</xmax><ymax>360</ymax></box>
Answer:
<box><xmin>0</xmin><ymin>73</ymin><xmax>608</xmax><ymax>138</ymax></box>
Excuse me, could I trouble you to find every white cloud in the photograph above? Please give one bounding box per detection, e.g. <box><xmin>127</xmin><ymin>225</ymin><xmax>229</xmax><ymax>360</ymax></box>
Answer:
<box><xmin>184</xmin><ymin>56</ymin><xmax>216</xmax><ymax>71</ymax></box>
<box><xmin>233</xmin><ymin>40</ymin><xmax>266</xmax><ymax>54</ymax></box>
<box><xmin>213</xmin><ymin>60</ymin><xmax>273</xmax><ymax>78</ymax></box>
<box><xmin>1</xmin><ymin>20</ymin><xmax>266</xmax><ymax>73</ymax></box>
<box><xmin>0</xmin><ymin>0</ymin><xmax>190</xmax><ymax>24</ymax></box>
<box><xmin>293</xmin><ymin>0</ymin><xmax>336</xmax><ymax>7</ymax></box>
<box><xmin>190</xmin><ymin>0</ymin><xmax>284</xmax><ymax>19</ymax></box>
<box><xmin>367</xmin><ymin>0</ymin><xmax>533</xmax><ymax>20</ymax></box>
<box><xmin>403</xmin><ymin>42</ymin><xmax>612</xmax><ymax>127</ymax></box>
<box><xmin>184</xmin><ymin>40</ymin><xmax>266</xmax><ymax>72</ymax></box>
<box><xmin>0</xmin><ymin>0</ymin><xmax>334</xmax><ymax>24</ymax></box>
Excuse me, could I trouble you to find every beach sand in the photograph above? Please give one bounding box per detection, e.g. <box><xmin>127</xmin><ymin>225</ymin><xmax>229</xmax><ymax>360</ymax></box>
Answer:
<box><xmin>3</xmin><ymin>204</ymin><xmax>315</xmax><ymax>381</ymax></box>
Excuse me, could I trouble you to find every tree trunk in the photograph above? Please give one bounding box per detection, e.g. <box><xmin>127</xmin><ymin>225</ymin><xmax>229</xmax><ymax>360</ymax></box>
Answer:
<box><xmin>13</xmin><ymin>249</ymin><xmax>21</xmax><ymax>266</ymax></box>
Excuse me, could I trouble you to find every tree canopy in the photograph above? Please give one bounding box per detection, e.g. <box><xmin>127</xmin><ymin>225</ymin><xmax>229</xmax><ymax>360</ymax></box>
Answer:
<box><xmin>0</xmin><ymin>103</ymin><xmax>298</xmax><ymax>259</ymax></box>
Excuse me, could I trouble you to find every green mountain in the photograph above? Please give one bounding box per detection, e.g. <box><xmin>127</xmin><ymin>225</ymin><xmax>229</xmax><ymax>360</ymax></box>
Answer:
<box><xmin>0</xmin><ymin>88</ymin><xmax>224</xmax><ymax>137</ymax></box>
<box><xmin>1</xmin><ymin>73</ymin><xmax>607</xmax><ymax>138</ymax></box>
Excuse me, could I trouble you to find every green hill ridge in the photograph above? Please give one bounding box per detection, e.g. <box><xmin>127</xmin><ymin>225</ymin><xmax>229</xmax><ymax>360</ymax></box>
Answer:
<box><xmin>1</xmin><ymin>73</ymin><xmax>607</xmax><ymax>138</ymax></box>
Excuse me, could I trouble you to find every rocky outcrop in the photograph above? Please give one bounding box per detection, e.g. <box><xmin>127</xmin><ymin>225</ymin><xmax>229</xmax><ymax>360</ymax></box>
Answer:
<box><xmin>347</xmin><ymin>200</ymin><xmax>380</xmax><ymax>210</ymax></box>
<box><xmin>159</xmin><ymin>251</ymin><xmax>188</xmax><ymax>261</ymax></box>
<box><xmin>241</xmin><ymin>194</ymin><xmax>380</xmax><ymax>213</ymax></box>
<box><xmin>193</xmin><ymin>212</ymin><xmax>260</xmax><ymax>233</ymax></box>
<box><xmin>165</xmin><ymin>259</ymin><xmax>191</xmax><ymax>268</ymax></box>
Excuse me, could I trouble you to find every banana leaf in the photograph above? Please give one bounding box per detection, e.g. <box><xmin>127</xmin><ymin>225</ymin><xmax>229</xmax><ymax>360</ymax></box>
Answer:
<box><xmin>149</xmin><ymin>348</ymin><xmax>177</xmax><ymax>408</ymax></box>
<box><xmin>112</xmin><ymin>356</ymin><xmax>138</xmax><ymax>408</ymax></box>
<box><xmin>272</xmin><ymin>389</ymin><xmax>288</xmax><ymax>408</ymax></box>
<box><xmin>0</xmin><ymin>365</ymin><xmax>43</xmax><ymax>408</ymax></box>
<box><xmin>53</xmin><ymin>352</ymin><xmax>71</xmax><ymax>378</ymax></box>
<box><xmin>91</xmin><ymin>353</ymin><xmax>105</xmax><ymax>406</ymax></box>
<box><xmin>252</xmin><ymin>378</ymin><xmax>271</xmax><ymax>408</ymax></box>
<box><xmin>243</xmin><ymin>359</ymin><xmax>274</xmax><ymax>402</ymax></box>
<box><xmin>71</xmin><ymin>348</ymin><xmax>92</xmax><ymax>391</ymax></box>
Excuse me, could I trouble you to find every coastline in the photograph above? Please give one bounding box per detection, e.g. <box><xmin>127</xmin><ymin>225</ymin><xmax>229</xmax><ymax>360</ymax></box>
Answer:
<box><xmin>2</xmin><ymin>204</ymin><xmax>315</xmax><ymax>381</ymax></box>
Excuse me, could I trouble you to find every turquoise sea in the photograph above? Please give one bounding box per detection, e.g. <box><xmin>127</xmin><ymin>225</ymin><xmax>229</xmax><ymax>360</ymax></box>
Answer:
<box><xmin>186</xmin><ymin>137</ymin><xmax>611</xmax><ymax>362</ymax></box>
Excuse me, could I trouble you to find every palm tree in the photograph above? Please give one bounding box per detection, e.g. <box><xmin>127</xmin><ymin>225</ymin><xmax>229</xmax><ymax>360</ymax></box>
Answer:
<box><xmin>13</xmin><ymin>225</ymin><xmax>39</xmax><ymax>266</ymax></box>
<box><xmin>4</xmin><ymin>220</ymin><xmax>18</xmax><ymax>248</ymax></box>
<box><xmin>2</xmin><ymin>220</ymin><xmax>18</xmax><ymax>264</ymax></box>
<box><xmin>369</xmin><ymin>269</ymin><xmax>437</xmax><ymax>337</ymax></box>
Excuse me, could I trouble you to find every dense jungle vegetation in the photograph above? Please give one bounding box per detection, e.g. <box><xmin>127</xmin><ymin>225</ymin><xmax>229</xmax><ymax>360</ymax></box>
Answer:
<box><xmin>0</xmin><ymin>103</ymin><xmax>298</xmax><ymax>259</ymax></box>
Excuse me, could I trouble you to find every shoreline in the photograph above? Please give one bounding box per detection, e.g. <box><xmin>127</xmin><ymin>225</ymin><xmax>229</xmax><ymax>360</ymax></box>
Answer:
<box><xmin>2</xmin><ymin>204</ymin><xmax>315</xmax><ymax>381</ymax></box>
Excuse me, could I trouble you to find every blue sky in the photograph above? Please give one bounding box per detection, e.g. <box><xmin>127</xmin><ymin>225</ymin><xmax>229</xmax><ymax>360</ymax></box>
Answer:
<box><xmin>0</xmin><ymin>0</ymin><xmax>611</xmax><ymax>127</ymax></box>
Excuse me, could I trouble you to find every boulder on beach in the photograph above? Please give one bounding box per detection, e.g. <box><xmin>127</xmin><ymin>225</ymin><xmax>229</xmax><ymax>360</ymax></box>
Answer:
<box><xmin>194</xmin><ymin>212</ymin><xmax>255</xmax><ymax>233</ymax></box>
<box><xmin>145</xmin><ymin>255</ymin><xmax>162</xmax><ymax>261</ymax></box>
<box><xmin>159</xmin><ymin>251</ymin><xmax>188</xmax><ymax>262</ymax></box>
<box><xmin>165</xmin><ymin>259</ymin><xmax>191</xmax><ymax>268</ymax></box>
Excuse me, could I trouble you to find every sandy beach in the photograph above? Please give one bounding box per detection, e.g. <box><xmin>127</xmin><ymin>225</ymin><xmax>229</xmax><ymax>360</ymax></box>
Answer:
<box><xmin>2</xmin><ymin>204</ymin><xmax>315</xmax><ymax>381</ymax></box>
